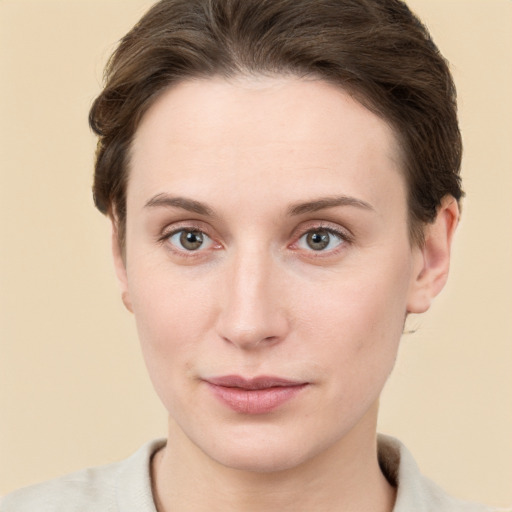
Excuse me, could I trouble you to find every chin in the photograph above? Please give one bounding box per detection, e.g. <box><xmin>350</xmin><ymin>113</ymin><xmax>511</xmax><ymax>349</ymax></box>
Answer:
<box><xmin>191</xmin><ymin>420</ymin><xmax>341</xmax><ymax>474</ymax></box>
<box><xmin>208</xmin><ymin>438</ymin><xmax>311</xmax><ymax>473</ymax></box>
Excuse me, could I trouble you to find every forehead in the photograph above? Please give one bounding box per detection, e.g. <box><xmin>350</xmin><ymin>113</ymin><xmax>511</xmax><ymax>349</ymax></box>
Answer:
<box><xmin>128</xmin><ymin>76</ymin><xmax>405</xmax><ymax>214</ymax></box>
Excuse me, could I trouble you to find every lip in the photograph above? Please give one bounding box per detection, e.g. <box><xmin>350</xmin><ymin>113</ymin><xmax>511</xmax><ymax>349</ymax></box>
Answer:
<box><xmin>204</xmin><ymin>375</ymin><xmax>309</xmax><ymax>414</ymax></box>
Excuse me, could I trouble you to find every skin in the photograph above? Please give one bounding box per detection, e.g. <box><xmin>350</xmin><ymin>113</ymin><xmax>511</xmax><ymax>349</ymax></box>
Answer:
<box><xmin>113</xmin><ymin>76</ymin><xmax>458</xmax><ymax>512</ymax></box>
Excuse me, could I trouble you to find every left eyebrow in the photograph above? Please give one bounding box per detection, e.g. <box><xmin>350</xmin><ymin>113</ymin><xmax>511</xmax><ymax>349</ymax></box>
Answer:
<box><xmin>287</xmin><ymin>195</ymin><xmax>375</xmax><ymax>216</ymax></box>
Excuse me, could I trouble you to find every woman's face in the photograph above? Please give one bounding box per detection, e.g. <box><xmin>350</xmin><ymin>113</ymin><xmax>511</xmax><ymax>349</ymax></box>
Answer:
<box><xmin>118</xmin><ymin>76</ymin><xmax>427</xmax><ymax>472</ymax></box>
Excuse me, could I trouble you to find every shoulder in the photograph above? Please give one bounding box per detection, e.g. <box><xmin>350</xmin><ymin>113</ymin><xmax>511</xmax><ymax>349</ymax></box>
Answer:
<box><xmin>0</xmin><ymin>464</ymin><xmax>119</xmax><ymax>512</ymax></box>
<box><xmin>377</xmin><ymin>434</ymin><xmax>510</xmax><ymax>512</ymax></box>
<box><xmin>0</xmin><ymin>439</ymin><xmax>165</xmax><ymax>512</ymax></box>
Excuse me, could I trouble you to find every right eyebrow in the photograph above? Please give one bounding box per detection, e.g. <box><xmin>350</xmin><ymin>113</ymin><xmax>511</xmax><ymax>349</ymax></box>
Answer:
<box><xmin>144</xmin><ymin>193</ymin><xmax>215</xmax><ymax>216</ymax></box>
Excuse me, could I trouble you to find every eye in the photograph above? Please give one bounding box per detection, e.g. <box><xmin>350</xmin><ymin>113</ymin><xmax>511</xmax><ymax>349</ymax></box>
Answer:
<box><xmin>168</xmin><ymin>229</ymin><xmax>214</xmax><ymax>251</ymax></box>
<box><xmin>297</xmin><ymin>228</ymin><xmax>345</xmax><ymax>252</ymax></box>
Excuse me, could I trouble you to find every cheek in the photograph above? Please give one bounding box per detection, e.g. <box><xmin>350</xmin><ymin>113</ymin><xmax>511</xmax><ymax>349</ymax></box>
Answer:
<box><xmin>128</xmin><ymin>255</ymin><xmax>216</xmax><ymax>337</ymax></box>
<box><xmin>297</xmin><ymin>262</ymin><xmax>408</xmax><ymax>341</ymax></box>
<box><xmin>294</xmin><ymin>262</ymin><xmax>410</xmax><ymax>388</ymax></box>
<box><xmin>126</xmin><ymin>264</ymin><xmax>216</xmax><ymax>404</ymax></box>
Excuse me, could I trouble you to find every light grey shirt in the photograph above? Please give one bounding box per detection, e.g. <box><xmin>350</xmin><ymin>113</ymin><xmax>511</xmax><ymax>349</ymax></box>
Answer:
<box><xmin>1</xmin><ymin>435</ymin><xmax>506</xmax><ymax>511</ymax></box>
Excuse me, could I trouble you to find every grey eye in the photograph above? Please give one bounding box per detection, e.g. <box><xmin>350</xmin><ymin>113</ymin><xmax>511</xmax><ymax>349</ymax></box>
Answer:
<box><xmin>298</xmin><ymin>229</ymin><xmax>343</xmax><ymax>252</ymax></box>
<box><xmin>306</xmin><ymin>230</ymin><xmax>330</xmax><ymax>250</ymax></box>
<box><xmin>169</xmin><ymin>230</ymin><xmax>212</xmax><ymax>251</ymax></box>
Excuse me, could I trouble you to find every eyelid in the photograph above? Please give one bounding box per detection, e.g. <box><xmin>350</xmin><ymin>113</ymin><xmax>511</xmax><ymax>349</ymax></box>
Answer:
<box><xmin>292</xmin><ymin>220</ymin><xmax>353</xmax><ymax>242</ymax></box>
<box><xmin>158</xmin><ymin>217</ymin><xmax>214</xmax><ymax>238</ymax></box>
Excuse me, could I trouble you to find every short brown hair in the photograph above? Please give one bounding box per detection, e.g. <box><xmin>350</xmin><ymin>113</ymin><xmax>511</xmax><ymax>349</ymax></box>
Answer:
<box><xmin>89</xmin><ymin>0</ymin><xmax>462</xmax><ymax>247</ymax></box>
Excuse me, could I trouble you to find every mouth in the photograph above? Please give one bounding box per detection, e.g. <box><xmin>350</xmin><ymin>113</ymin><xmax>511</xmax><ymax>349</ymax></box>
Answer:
<box><xmin>204</xmin><ymin>375</ymin><xmax>309</xmax><ymax>414</ymax></box>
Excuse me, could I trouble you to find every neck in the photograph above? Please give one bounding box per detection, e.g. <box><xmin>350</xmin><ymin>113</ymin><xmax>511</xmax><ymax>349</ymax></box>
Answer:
<box><xmin>152</xmin><ymin>406</ymin><xmax>396</xmax><ymax>512</ymax></box>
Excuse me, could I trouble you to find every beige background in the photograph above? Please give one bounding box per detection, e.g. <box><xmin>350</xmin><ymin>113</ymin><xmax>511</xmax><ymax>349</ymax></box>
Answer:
<box><xmin>1</xmin><ymin>0</ymin><xmax>511</xmax><ymax>506</ymax></box>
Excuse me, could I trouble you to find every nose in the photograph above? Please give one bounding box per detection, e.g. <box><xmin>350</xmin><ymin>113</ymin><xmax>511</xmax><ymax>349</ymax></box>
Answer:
<box><xmin>215</xmin><ymin>247</ymin><xmax>290</xmax><ymax>350</ymax></box>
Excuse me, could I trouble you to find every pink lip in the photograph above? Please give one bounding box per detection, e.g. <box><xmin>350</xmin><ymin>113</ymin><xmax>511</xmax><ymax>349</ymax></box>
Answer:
<box><xmin>205</xmin><ymin>375</ymin><xmax>308</xmax><ymax>414</ymax></box>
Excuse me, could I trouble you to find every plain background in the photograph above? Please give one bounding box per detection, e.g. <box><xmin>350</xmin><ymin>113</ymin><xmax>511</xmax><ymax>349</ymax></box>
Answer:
<box><xmin>1</xmin><ymin>0</ymin><xmax>511</xmax><ymax>506</ymax></box>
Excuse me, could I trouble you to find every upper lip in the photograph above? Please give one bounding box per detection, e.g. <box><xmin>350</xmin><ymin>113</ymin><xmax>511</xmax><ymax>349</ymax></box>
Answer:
<box><xmin>205</xmin><ymin>375</ymin><xmax>307</xmax><ymax>390</ymax></box>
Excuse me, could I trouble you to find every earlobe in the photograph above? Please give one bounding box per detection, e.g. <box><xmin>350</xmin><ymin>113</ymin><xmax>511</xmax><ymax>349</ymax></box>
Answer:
<box><xmin>111</xmin><ymin>220</ymin><xmax>133</xmax><ymax>314</ymax></box>
<box><xmin>407</xmin><ymin>195</ymin><xmax>459</xmax><ymax>314</ymax></box>
<box><xmin>121</xmin><ymin>291</ymin><xmax>133</xmax><ymax>313</ymax></box>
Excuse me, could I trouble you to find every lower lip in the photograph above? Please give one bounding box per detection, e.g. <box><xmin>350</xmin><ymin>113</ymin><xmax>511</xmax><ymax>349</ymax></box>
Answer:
<box><xmin>206</xmin><ymin>383</ymin><xmax>308</xmax><ymax>414</ymax></box>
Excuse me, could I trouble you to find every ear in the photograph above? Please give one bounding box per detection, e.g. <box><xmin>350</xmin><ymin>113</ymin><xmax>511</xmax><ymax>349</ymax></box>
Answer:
<box><xmin>111</xmin><ymin>220</ymin><xmax>133</xmax><ymax>313</ymax></box>
<box><xmin>407</xmin><ymin>195</ymin><xmax>460</xmax><ymax>314</ymax></box>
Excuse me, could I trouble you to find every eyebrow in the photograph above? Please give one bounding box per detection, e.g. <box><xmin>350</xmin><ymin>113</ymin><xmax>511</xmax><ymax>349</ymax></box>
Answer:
<box><xmin>144</xmin><ymin>193</ymin><xmax>374</xmax><ymax>217</ymax></box>
<box><xmin>144</xmin><ymin>194</ymin><xmax>214</xmax><ymax>216</ymax></box>
<box><xmin>287</xmin><ymin>196</ymin><xmax>374</xmax><ymax>216</ymax></box>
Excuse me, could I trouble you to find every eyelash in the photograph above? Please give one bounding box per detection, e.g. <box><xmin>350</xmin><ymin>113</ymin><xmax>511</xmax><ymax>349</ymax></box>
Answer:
<box><xmin>157</xmin><ymin>222</ymin><xmax>353</xmax><ymax>258</ymax></box>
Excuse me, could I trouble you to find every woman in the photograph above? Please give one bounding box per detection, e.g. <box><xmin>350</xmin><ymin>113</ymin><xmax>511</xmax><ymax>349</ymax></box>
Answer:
<box><xmin>1</xmin><ymin>0</ymin><xmax>507</xmax><ymax>510</ymax></box>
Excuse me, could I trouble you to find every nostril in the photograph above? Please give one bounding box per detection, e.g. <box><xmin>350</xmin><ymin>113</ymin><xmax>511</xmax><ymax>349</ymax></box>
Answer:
<box><xmin>220</xmin><ymin>330</ymin><xmax>283</xmax><ymax>350</ymax></box>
